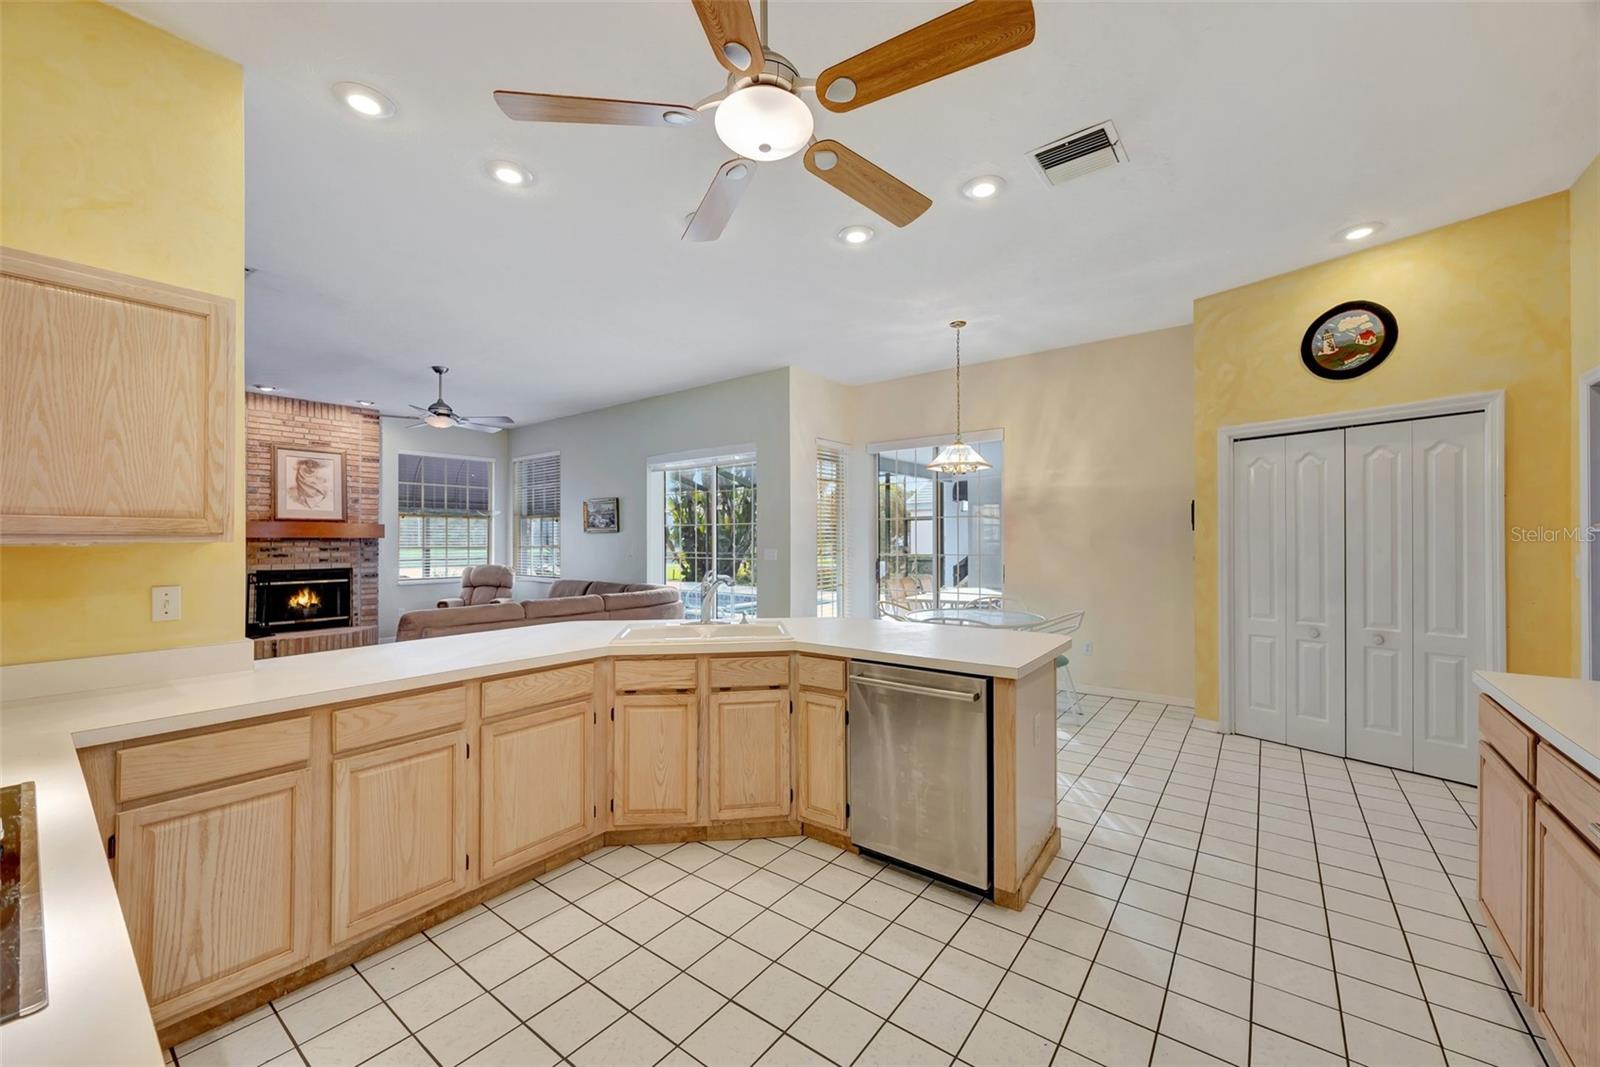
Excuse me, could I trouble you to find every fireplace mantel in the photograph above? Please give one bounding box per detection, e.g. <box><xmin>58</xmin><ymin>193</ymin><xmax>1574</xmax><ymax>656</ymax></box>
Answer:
<box><xmin>246</xmin><ymin>520</ymin><xmax>384</xmax><ymax>540</ymax></box>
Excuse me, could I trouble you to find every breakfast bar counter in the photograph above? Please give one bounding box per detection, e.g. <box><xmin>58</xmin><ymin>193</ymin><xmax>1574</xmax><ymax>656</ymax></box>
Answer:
<box><xmin>0</xmin><ymin>619</ymin><xmax>1068</xmax><ymax>1066</ymax></box>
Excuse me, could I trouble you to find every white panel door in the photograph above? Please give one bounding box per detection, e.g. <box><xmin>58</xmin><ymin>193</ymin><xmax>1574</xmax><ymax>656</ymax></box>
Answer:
<box><xmin>1285</xmin><ymin>430</ymin><xmax>1346</xmax><ymax>756</ymax></box>
<box><xmin>1411</xmin><ymin>413</ymin><xmax>1487</xmax><ymax>782</ymax></box>
<box><xmin>1346</xmin><ymin>421</ymin><xmax>1414</xmax><ymax>769</ymax></box>
<box><xmin>1232</xmin><ymin>436</ymin><xmax>1288</xmax><ymax>743</ymax></box>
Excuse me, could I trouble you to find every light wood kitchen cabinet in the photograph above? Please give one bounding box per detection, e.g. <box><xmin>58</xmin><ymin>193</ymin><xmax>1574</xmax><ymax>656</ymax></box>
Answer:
<box><xmin>709</xmin><ymin>690</ymin><xmax>791</xmax><ymax>821</ymax></box>
<box><xmin>332</xmin><ymin>731</ymin><xmax>469</xmax><ymax>943</ymax></box>
<box><xmin>0</xmin><ymin>247</ymin><xmax>234</xmax><ymax>543</ymax></box>
<box><xmin>796</xmin><ymin>690</ymin><xmax>847</xmax><ymax>831</ymax></box>
<box><xmin>1477</xmin><ymin>743</ymin><xmax>1533</xmax><ymax>988</ymax></box>
<box><xmin>481</xmin><ymin>699</ymin><xmax>594</xmax><ymax>878</ymax></box>
<box><xmin>1532</xmin><ymin>801</ymin><xmax>1600</xmax><ymax>1067</ymax></box>
<box><xmin>612</xmin><ymin>692</ymin><xmax>698</xmax><ymax>825</ymax></box>
<box><xmin>116</xmin><ymin>769</ymin><xmax>311</xmax><ymax>1024</ymax></box>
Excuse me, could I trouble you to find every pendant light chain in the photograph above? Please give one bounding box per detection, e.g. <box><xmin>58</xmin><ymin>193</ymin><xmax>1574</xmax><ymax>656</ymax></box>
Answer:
<box><xmin>954</xmin><ymin>322</ymin><xmax>962</xmax><ymax>437</ymax></box>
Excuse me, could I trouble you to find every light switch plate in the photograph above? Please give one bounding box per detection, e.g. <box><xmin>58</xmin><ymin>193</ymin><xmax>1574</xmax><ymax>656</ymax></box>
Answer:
<box><xmin>151</xmin><ymin>585</ymin><xmax>181</xmax><ymax>622</ymax></box>
<box><xmin>762</xmin><ymin>548</ymin><xmax>778</xmax><ymax>561</ymax></box>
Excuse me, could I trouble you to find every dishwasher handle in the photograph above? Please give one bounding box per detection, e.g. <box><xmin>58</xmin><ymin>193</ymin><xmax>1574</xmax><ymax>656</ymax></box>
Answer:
<box><xmin>851</xmin><ymin>676</ymin><xmax>983</xmax><ymax>702</ymax></box>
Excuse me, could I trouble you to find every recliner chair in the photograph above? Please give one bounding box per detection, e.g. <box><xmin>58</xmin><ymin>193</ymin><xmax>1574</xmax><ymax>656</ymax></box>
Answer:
<box><xmin>435</xmin><ymin>564</ymin><xmax>515</xmax><ymax>607</ymax></box>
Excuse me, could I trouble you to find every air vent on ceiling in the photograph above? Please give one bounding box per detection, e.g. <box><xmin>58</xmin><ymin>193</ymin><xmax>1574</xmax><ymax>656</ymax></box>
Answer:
<box><xmin>1031</xmin><ymin>121</ymin><xmax>1125</xmax><ymax>186</ymax></box>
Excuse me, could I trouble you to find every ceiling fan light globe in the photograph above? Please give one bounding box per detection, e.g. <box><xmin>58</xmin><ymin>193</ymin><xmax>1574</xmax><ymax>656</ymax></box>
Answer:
<box><xmin>714</xmin><ymin>85</ymin><xmax>813</xmax><ymax>162</ymax></box>
<box><xmin>424</xmin><ymin>414</ymin><xmax>454</xmax><ymax>429</ymax></box>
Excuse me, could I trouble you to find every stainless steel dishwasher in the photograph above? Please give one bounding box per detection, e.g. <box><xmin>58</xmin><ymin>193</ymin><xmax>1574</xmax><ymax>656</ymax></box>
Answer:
<box><xmin>847</xmin><ymin>661</ymin><xmax>990</xmax><ymax>891</ymax></box>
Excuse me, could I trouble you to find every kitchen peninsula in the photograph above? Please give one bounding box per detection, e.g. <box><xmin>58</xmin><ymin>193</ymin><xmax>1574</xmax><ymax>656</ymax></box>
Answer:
<box><xmin>0</xmin><ymin>618</ymin><xmax>1067</xmax><ymax>1067</ymax></box>
<box><xmin>1474</xmin><ymin>671</ymin><xmax>1600</xmax><ymax>1067</ymax></box>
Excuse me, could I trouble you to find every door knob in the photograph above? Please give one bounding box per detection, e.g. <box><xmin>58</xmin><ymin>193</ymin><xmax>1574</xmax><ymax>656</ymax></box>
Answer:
<box><xmin>1373</xmin><ymin>634</ymin><xmax>1385</xmax><ymax>646</ymax></box>
<box><xmin>1309</xmin><ymin>628</ymin><xmax>1321</xmax><ymax>639</ymax></box>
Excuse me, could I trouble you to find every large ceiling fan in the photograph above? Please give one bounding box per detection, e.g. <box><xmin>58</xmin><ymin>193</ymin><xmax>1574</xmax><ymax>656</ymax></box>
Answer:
<box><xmin>493</xmin><ymin>0</ymin><xmax>1035</xmax><ymax>241</ymax></box>
<box><xmin>407</xmin><ymin>366</ymin><xmax>515</xmax><ymax>433</ymax></box>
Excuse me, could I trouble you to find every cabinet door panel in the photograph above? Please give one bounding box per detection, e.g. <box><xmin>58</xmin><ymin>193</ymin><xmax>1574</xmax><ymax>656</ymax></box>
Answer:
<box><xmin>612</xmin><ymin>693</ymin><xmax>698</xmax><ymax>825</ymax></box>
<box><xmin>482</xmin><ymin>700</ymin><xmax>594</xmax><ymax>878</ymax></box>
<box><xmin>333</xmin><ymin>731</ymin><xmax>468</xmax><ymax>942</ymax></box>
<box><xmin>117</xmin><ymin>769</ymin><xmax>311</xmax><ymax>1021</ymax></box>
<box><xmin>1533</xmin><ymin>802</ymin><xmax>1600</xmax><ymax>1067</ymax></box>
<box><xmin>797</xmin><ymin>691</ymin><xmax>847</xmax><ymax>830</ymax></box>
<box><xmin>710</xmin><ymin>691</ymin><xmax>790</xmax><ymax>821</ymax></box>
<box><xmin>1477</xmin><ymin>744</ymin><xmax>1531</xmax><ymax>987</ymax></box>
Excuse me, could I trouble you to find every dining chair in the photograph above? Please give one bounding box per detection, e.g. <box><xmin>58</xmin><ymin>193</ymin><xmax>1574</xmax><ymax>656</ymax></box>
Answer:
<box><xmin>1030</xmin><ymin>610</ymin><xmax>1087</xmax><ymax>714</ymax></box>
<box><xmin>877</xmin><ymin>600</ymin><xmax>916</xmax><ymax>622</ymax></box>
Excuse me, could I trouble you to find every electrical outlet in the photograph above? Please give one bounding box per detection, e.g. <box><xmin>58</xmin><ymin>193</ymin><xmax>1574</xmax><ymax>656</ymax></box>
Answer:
<box><xmin>151</xmin><ymin>585</ymin><xmax>181</xmax><ymax>622</ymax></box>
<box><xmin>1082</xmin><ymin>641</ymin><xmax>1094</xmax><ymax>656</ymax></box>
<box><xmin>762</xmin><ymin>548</ymin><xmax>778</xmax><ymax>562</ymax></box>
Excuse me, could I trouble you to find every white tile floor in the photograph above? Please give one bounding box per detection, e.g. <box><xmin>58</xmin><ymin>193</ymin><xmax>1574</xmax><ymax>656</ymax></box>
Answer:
<box><xmin>170</xmin><ymin>694</ymin><xmax>1553</xmax><ymax>1067</ymax></box>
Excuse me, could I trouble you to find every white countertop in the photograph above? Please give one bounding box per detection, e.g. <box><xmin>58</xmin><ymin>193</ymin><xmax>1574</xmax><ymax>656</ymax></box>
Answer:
<box><xmin>1475</xmin><ymin>671</ymin><xmax>1600</xmax><ymax>779</ymax></box>
<box><xmin>0</xmin><ymin>618</ymin><xmax>1067</xmax><ymax>1066</ymax></box>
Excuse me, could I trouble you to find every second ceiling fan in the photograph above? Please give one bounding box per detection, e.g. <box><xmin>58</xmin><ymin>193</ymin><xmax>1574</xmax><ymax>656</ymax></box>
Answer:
<box><xmin>494</xmin><ymin>0</ymin><xmax>1035</xmax><ymax>241</ymax></box>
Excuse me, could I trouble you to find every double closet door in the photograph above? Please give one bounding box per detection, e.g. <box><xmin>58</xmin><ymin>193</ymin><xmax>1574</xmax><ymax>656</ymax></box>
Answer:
<box><xmin>1232</xmin><ymin>412</ymin><xmax>1487</xmax><ymax>783</ymax></box>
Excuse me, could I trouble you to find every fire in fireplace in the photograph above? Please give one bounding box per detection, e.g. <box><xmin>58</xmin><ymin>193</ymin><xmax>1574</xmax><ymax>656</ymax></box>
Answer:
<box><xmin>250</xmin><ymin>567</ymin><xmax>352</xmax><ymax>636</ymax></box>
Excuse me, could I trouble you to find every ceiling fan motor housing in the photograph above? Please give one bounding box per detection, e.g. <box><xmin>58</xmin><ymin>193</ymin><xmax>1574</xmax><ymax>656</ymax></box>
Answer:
<box><xmin>726</xmin><ymin>49</ymin><xmax>801</xmax><ymax>95</ymax></box>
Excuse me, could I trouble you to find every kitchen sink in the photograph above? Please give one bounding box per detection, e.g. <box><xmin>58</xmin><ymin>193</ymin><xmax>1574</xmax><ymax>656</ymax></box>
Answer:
<box><xmin>610</xmin><ymin>622</ymin><xmax>793</xmax><ymax>643</ymax></box>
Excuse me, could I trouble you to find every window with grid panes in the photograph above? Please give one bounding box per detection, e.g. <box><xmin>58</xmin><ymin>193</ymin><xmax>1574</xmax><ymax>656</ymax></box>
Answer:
<box><xmin>513</xmin><ymin>453</ymin><xmax>560</xmax><ymax>577</ymax></box>
<box><xmin>660</xmin><ymin>458</ymin><xmax>757</xmax><ymax>618</ymax></box>
<box><xmin>396</xmin><ymin>453</ymin><xmax>492</xmax><ymax>580</ymax></box>
<box><xmin>875</xmin><ymin>441</ymin><xmax>1002</xmax><ymax>613</ymax></box>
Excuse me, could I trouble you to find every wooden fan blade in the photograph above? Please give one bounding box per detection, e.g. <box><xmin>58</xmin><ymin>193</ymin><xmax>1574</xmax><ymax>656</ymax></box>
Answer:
<box><xmin>815</xmin><ymin>0</ymin><xmax>1034</xmax><ymax>113</ymax></box>
<box><xmin>494</xmin><ymin>91</ymin><xmax>701</xmax><ymax>127</ymax></box>
<box><xmin>683</xmin><ymin>159</ymin><xmax>756</xmax><ymax>242</ymax></box>
<box><xmin>804</xmin><ymin>140</ymin><xmax>930</xmax><ymax>227</ymax></box>
<box><xmin>691</xmin><ymin>0</ymin><xmax>763</xmax><ymax>76</ymax></box>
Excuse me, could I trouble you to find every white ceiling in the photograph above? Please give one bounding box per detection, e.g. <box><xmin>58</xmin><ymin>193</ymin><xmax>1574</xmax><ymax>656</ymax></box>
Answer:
<box><xmin>119</xmin><ymin>1</ymin><xmax>1599</xmax><ymax>426</ymax></box>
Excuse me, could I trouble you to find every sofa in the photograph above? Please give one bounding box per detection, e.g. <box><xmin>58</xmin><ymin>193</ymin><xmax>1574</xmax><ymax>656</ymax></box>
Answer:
<box><xmin>396</xmin><ymin>578</ymin><xmax>682</xmax><ymax>641</ymax></box>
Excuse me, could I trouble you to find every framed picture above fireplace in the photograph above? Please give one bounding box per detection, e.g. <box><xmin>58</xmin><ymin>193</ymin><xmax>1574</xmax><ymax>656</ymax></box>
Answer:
<box><xmin>273</xmin><ymin>446</ymin><xmax>345</xmax><ymax>521</ymax></box>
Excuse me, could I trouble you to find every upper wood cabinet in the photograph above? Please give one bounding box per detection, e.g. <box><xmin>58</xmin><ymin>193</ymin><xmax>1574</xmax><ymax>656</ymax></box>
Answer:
<box><xmin>612</xmin><ymin>692</ymin><xmax>698</xmax><ymax>825</ymax></box>
<box><xmin>481</xmin><ymin>699</ymin><xmax>594</xmax><ymax>878</ymax></box>
<box><xmin>1478</xmin><ymin>743</ymin><xmax>1533</xmax><ymax>989</ymax></box>
<box><xmin>0</xmin><ymin>247</ymin><xmax>234</xmax><ymax>543</ymax></box>
<box><xmin>709</xmin><ymin>690</ymin><xmax>791</xmax><ymax>821</ymax></box>
<box><xmin>116</xmin><ymin>769</ymin><xmax>311</xmax><ymax>1025</ymax></box>
<box><xmin>796</xmin><ymin>690</ymin><xmax>847</xmax><ymax>831</ymax></box>
<box><xmin>332</xmin><ymin>731</ymin><xmax>469</xmax><ymax>943</ymax></box>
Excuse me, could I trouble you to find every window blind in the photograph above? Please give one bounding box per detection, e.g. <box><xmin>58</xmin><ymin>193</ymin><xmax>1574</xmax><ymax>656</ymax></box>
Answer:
<box><xmin>514</xmin><ymin>453</ymin><xmax>561</xmax><ymax>577</ymax></box>
<box><xmin>817</xmin><ymin>444</ymin><xmax>845</xmax><ymax>617</ymax></box>
<box><xmin>396</xmin><ymin>453</ymin><xmax>492</xmax><ymax>580</ymax></box>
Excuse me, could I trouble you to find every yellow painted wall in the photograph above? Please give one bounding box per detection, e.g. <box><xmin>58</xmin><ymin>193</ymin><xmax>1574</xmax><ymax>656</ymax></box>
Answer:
<box><xmin>853</xmin><ymin>327</ymin><xmax>1198</xmax><ymax>701</ymax></box>
<box><xmin>0</xmin><ymin>1</ymin><xmax>245</xmax><ymax>665</ymax></box>
<box><xmin>1571</xmin><ymin>154</ymin><xmax>1599</xmax><ymax>671</ymax></box>
<box><xmin>1193</xmin><ymin>193</ymin><xmax>1573</xmax><ymax>719</ymax></box>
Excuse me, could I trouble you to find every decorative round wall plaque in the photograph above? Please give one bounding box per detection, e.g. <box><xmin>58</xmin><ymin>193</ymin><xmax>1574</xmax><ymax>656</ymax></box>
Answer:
<box><xmin>1300</xmin><ymin>301</ymin><xmax>1397</xmax><ymax>380</ymax></box>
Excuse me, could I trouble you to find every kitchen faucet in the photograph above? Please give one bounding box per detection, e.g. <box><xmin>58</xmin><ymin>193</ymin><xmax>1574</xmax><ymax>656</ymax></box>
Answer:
<box><xmin>699</xmin><ymin>573</ymin><xmax>734</xmax><ymax>622</ymax></box>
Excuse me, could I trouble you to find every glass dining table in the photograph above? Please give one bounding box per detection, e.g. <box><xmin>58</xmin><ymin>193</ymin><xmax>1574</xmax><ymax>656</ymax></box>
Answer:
<box><xmin>905</xmin><ymin>606</ymin><xmax>1046</xmax><ymax>628</ymax></box>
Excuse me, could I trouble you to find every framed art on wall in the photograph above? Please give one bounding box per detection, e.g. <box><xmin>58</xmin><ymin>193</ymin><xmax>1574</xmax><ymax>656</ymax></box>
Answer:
<box><xmin>1301</xmin><ymin>301</ymin><xmax>1398</xmax><ymax>380</ymax></box>
<box><xmin>582</xmin><ymin>497</ymin><xmax>619</xmax><ymax>533</ymax></box>
<box><xmin>272</xmin><ymin>446</ymin><xmax>345</xmax><ymax>521</ymax></box>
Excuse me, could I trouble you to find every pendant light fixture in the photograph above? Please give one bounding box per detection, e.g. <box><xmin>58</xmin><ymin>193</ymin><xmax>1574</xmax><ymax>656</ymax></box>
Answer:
<box><xmin>927</xmin><ymin>320</ymin><xmax>992</xmax><ymax>474</ymax></box>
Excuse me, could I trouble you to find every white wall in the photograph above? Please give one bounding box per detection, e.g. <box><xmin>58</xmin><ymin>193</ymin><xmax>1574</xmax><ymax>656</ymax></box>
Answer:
<box><xmin>506</xmin><ymin>369</ymin><xmax>793</xmax><ymax>617</ymax></box>
<box><xmin>377</xmin><ymin>418</ymin><xmax>515</xmax><ymax>639</ymax></box>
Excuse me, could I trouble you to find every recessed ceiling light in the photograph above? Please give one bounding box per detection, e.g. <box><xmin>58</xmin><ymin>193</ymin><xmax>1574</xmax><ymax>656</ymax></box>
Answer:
<box><xmin>356</xmin><ymin>400</ymin><xmax>376</xmax><ymax>407</ymax></box>
<box><xmin>837</xmin><ymin>225</ymin><xmax>875</xmax><ymax>245</ymax></box>
<box><xmin>487</xmin><ymin>160</ymin><xmax>533</xmax><ymax>186</ymax></box>
<box><xmin>961</xmin><ymin>175</ymin><xmax>1006</xmax><ymax>200</ymax></box>
<box><xmin>1338</xmin><ymin>221</ymin><xmax>1383</xmax><ymax>242</ymax></box>
<box><xmin>253</xmin><ymin>384</ymin><xmax>278</xmax><ymax>392</ymax></box>
<box><xmin>333</xmin><ymin>81</ymin><xmax>394</xmax><ymax>119</ymax></box>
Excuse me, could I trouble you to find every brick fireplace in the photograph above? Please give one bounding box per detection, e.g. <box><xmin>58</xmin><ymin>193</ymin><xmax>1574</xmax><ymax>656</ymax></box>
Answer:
<box><xmin>246</xmin><ymin>394</ymin><xmax>382</xmax><ymax>658</ymax></box>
